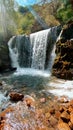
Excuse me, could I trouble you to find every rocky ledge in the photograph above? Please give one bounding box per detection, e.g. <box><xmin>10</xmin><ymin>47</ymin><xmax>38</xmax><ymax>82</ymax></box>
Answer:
<box><xmin>0</xmin><ymin>92</ymin><xmax>73</xmax><ymax>130</ymax></box>
<box><xmin>52</xmin><ymin>21</ymin><xmax>73</xmax><ymax>80</ymax></box>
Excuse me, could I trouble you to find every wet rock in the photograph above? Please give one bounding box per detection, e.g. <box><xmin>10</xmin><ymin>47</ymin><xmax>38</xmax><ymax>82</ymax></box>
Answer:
<box><xmin>55</xmin><ymin>111</ymin><xmax>61</xmax><ymax>119</ymax></box>
<box><xmin>0</xmin><ymin>101</ymin><xmax>49</xmax><ymax>130</ymax></box>
<box><xmin>45</xmin><ymin>112</ymin><xmax>51</xmax><ymax>119</ymax></box>
<box><xmin>9</xmin><ymin>91</ymin><xmax>24</xmax><ymax>101</ymax></box>
<box><xmin>58</xmin><ymin>122</ymin><xmax>71</xmax><ymax>130</ymax></box>
<box><xmin>23</xmin><ymin>95</ymin><xmax>35</xmax><ymax>108</ymax></box>
<box><xmin>69</xmin><ymin>99</ymin><xmax>73</xmax><ymax>106</ymax></box>
<box><xmin>70</xmin><ymin>112</ymin><xmax>73</xmax><ymax>124</ymax></box>
<box><xmin>58</xmin><ymin>96</ymin><xmax>69</xmax><ymax>103</ymax></box>
<box><xmin>59</xmin><ymin>106</ymin><xmax>65</xmax><ymax>113</ymax></box>
<box><xmin>68</xmin><ymin>121</ymin><xmax>73</xmax><ymax>129</ymax></box>
<box><xmin>0</xmin><ymin>94</ymin><xmax>73</xmax><ymax>130</ymax></box>
<box><xmin>68</xmin><ymin>106</ymin><xmax>73</xmax><ymax>113</ymax></box>
<box><xmin>49</xmin><ymin>108</ymin><xmax>55</xmax><ymax>114</ymax></box>
<box><xmin>40</xmin><ymin>97</ymin><xmax>46</xmax><ymax>103</ymax></box>
<box><xmin>48</xmin><ymin>115</ymin><xmax>58</xmax><ymax>126</ymax></box>
<box><xmin>60</xmin><ymin>111</ymin><xmax>70</xmax><ymax>123</ymax></box>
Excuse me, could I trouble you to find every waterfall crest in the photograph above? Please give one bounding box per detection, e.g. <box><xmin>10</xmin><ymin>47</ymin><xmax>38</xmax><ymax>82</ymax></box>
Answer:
<box><xmin>8</xmin><ymin>27</ymin><xmax>58</xmax><ymax>73</ymax></box>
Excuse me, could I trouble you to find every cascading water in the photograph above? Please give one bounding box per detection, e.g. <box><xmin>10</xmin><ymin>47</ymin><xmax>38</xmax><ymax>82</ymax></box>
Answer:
<box><xmin>8</xmin><ymin>27</ymin><xmax>58</xmax><ymax>76</ymax></box>
<box><xmin>8</xmin><ymin>35</ymin><xmax>31</xmax><ymax>69</ymax></box>
<box><xmin>30</xmin><ymin>29</ymin><xmax>50</xmax><ymax>70</ymax></box>
<box><xmin>8</xmin><ymin>36</ymin><xmax>19</xmax><ymax>68</ymax></box>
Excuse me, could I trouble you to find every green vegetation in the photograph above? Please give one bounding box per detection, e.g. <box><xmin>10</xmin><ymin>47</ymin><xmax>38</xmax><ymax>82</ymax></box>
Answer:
<box><xmin>0</xmin><ymin>0</ymin><xmax>18</xmax><ymax>38</ymax></box>
<box><xmin>0</xmin><ymin>0</ymin><xmax>73</xmax><ymax>38</ymax></box>
<box><xmin>17</xmin><ymin>12</ymin><xmax>35</xmax><ymax>34</ymax></box>
<box><xmin>56</xmin><ymin>0</ymin><xmax>73</xmax><ymax>23</ymax></box>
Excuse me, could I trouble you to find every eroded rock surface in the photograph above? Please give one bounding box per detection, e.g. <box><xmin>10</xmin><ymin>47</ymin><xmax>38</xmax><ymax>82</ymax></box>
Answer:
<box><xmin>53</xmin><ymin>21</ymin><xmax>73</xmax><ymax>80</ymax></box>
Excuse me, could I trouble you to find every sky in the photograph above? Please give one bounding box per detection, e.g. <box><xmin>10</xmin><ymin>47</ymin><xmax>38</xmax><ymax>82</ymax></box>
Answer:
<box><xmin>16</xmin><ymin>0</ymin><xmax>39</xmax><ymax>6</ymax></box>
<box><xmin>15</xmin><ymin>0</ymin><xmax>51</xmax><ymax>6</ymax></box>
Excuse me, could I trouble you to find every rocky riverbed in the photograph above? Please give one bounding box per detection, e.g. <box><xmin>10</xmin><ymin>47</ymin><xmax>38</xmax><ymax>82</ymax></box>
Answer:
<box><xmin>0</xmin><ymin>89</ymin><xmax>73</xmax><ymax>130</ymax></box>
<box><xmin>0</xmin><ymin>75</ymin><xmax>73</xmax><ymax>130</ymax></box>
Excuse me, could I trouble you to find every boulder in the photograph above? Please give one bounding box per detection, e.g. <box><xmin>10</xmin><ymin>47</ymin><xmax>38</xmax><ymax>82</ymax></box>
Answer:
<box><xmin>9</xmin><ymin>91</ymin><xmax>24</xmax><ymax>101</ymax></box>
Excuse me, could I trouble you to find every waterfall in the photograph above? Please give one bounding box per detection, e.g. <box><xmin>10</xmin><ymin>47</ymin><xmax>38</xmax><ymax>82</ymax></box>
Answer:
<box><xmin>30</xmin><ymin>29</ymin><xmax>51</xmax><ymax>70</ymax></box>
<box><xmin>8</xmin><ymin>36</ymin><xmax>19</xmax><ymax>68</ymax></box>
<box><xmin>30</xmin><ymin>27</ymin><xmax>57</xmax><ymax>70</ymax></box>
<box><xmin>8</xmin><ymin>27</ymin><xmax>58</xmax><ymax>73</ymax></box>
<box><xmin>8</xmin><ymin>35</ymin><xmax>31</xmax><ymax>68</ymax></box>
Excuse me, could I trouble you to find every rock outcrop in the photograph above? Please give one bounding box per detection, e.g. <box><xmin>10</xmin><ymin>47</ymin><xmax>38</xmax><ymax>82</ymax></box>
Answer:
<box><xmin>0</xmin><ymin>37</ymin><xmax>11</xmax><ymax>72</ymax></box>
<box><xmin>52</xmin><ymin>21</ymin><xmax>73</xmax><ymax>80</ymax></box>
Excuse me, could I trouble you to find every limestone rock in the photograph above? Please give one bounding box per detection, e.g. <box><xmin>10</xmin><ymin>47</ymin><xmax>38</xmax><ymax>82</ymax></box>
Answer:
<box><xmin>53</xmin><ymin>21</ymin><xmax>73</xmax><ymax>80</ymax></box>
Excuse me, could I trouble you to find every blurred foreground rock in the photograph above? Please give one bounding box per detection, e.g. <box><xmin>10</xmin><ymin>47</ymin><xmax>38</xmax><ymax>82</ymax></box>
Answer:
<box><xmin>9</xmin><ymin>91</ymin><xmax>24</xmax><ymax>101</ymax></box>
<box><xmin>0</xmin><ymin>94</ymin><xmax>73</xmax><ymax>130</ymax></box>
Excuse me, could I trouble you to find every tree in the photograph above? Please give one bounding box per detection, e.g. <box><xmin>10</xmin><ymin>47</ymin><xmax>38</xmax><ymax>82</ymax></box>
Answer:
<box><xmin>18</xmin><ymin>6</ymin><xmax>29</xmax><ymax>14</ymax></box>
<box><xmin>56</xmin><ymin>0</ymin><xmax>73</xmax><ymax>23</ymax></box>
<box><xmin>0</xmin><ymin>0</ymin><xmax>18</xmax><ymax>38</ymax></box>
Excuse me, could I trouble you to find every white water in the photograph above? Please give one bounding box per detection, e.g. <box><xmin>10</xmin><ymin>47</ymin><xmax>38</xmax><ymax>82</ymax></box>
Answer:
<box><xmin>8</xmin><ymin>36</ymin><xmax>19</xmax><ymax>68</ymax></box>
<box><xmin>0</xmin><ymin>93</ymin><xmax>7</xmax><ymax>105</ymax></box>
<box><xmin>46</xmin><ymin>44</ymin><xmax>56</xmax><ymax>71</ymax></box>
<box><xmin>30</xmin><ymin>29</ymin><xmax>51</xmax><ymax>70</ymax></box>
<box><xmin>14</xmin><ymin>68</ymin><xmax>51</xmax><ymax>77</ymax></box>
<box><xmin>48</xmin><ymin>78</ymin><xmax>73</xmax><ymax>99</ymax></box>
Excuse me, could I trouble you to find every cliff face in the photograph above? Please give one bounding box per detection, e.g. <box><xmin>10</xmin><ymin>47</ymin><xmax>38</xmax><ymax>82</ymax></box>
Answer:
<box><xmin>52</xmin><ymin>21</ymin><xmax>73</xmax><ymax>80</ymax></box>
<box><xmin>0</xmin><ymin>37</ymin><xmax>11</xmax><ymax>72</ymax></box>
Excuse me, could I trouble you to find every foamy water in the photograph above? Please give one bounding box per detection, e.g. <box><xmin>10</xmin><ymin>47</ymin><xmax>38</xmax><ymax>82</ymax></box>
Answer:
<box><xmin>14</xmin><ymin>69</ymin><xmax>73</xmax><ymax>99</ymax></box>
<box><xmin>48</xmin><ymin>78</ymin><xmax>73</xmax><ymax>99</ymax></box>
<box><xmin>14</xmin><ymin>68</ymin><xmax>51</xmax><ymax>78</ymax></box>
<box><xmin>0</xmin><ymin>93</ymin><xmax>7</xmax><ymax>104</ymax></box>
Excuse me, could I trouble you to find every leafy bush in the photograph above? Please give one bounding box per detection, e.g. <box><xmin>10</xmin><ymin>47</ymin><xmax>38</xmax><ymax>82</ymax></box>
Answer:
<box><xmin>56</xmin><ymin>1</ymin><xmax>73</xmax><ymax>23</ymax></box>
<box><xmin>17</xmin><ymin>13</ymin><xmax>35</xmax><ymax>34</ymax></box>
